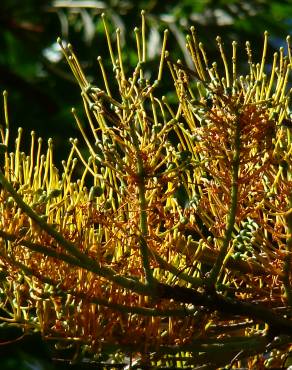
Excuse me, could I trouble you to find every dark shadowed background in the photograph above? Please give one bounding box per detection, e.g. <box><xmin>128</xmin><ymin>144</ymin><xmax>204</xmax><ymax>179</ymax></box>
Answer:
<box><xmin>0</xmin><ymin>0</ymin><xmax>291</xmax><ymax>164</ymax></box>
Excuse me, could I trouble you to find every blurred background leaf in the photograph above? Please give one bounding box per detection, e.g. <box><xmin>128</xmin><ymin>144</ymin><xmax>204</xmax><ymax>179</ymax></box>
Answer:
<box><xmin>0</xmin><ymin>1</ymin><xmax>291</xmax><ymax>365</ymax></box>
<box><xmin>0</xmin><ymin>0</ymin><xmax>291</xmax><ymax>164</ymax></box>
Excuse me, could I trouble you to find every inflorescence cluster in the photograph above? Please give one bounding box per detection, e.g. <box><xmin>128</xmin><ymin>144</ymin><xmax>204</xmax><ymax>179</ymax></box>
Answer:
<box><xmin>0</xmin><ymin>11</ymin><xmax>291</xmax><ymax>368</ymax></box>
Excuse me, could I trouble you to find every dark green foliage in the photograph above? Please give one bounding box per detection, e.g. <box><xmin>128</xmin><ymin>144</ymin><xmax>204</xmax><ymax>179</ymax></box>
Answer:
<box><xmin>0</xmin><ymin>0</ymin><xmax>291</xmax><ymax>165</ymax></box>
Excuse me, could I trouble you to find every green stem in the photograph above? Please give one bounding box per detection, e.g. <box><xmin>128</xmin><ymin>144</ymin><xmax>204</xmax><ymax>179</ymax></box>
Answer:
<box><xmin>0</xmin><ymin>249</ymin><xmax>196</xmax><ymax>318</ymax></box>
<box><xmin>156</xmin><ymin>282</ymin><xmax>292</xmax><ymax>336</ymax></box>
<box><xmin>129</xmin><ymin>119</ymin><xmax>154</xmax><ymax>286</ymax></box>
<box><xmin>51</xmin><ymin>335</ymin><xmax>268</xmax><ymax>368</ymax></box>
<box><xmin>2</xmin><ymin>225</ymin><xmax>292</xmax><ymax>337</ymax></box>
<box><xmin>0</xmin><ymin>229</ymin><xmax>83</xmax><ymax>267</ymax></box>
<box><xmin>0</xmin><ymin>169</ymin><xmax>152</xmax><ymax>296</ymax></box>
<box><xmin>150</xmin><ymin>249</ymin><xmax>203</xmax><ymax>287</ymax></box>
<box><xmin>159</xmin><ymin>335</ymin><xmax>268</xmax><ymax>354</ymax></box>
<box><xmin>283</xmin><ymin>194</ymin><xmax>292</xmax><ymax>305</ymax></box>
<box><xmin>208</xmin><ymin>119</ymin><xmax>241</xmax><ymax>286</ymax></box>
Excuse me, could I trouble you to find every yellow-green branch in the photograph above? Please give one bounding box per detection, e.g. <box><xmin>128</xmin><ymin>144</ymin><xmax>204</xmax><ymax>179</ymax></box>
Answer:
<box><xmin>0</xmin><ymin>168</ymin><xmax>153</xmax><ymax>296</ymax></box>
<box><xmin>129</xmin><ymin>118</ymin><xmax>154</xmax><ymax>287</ymax></box>
<box><xmin>208</xmin><ymin>117</ymin><xmax>241</xmax><ymax>286</ymax></box>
